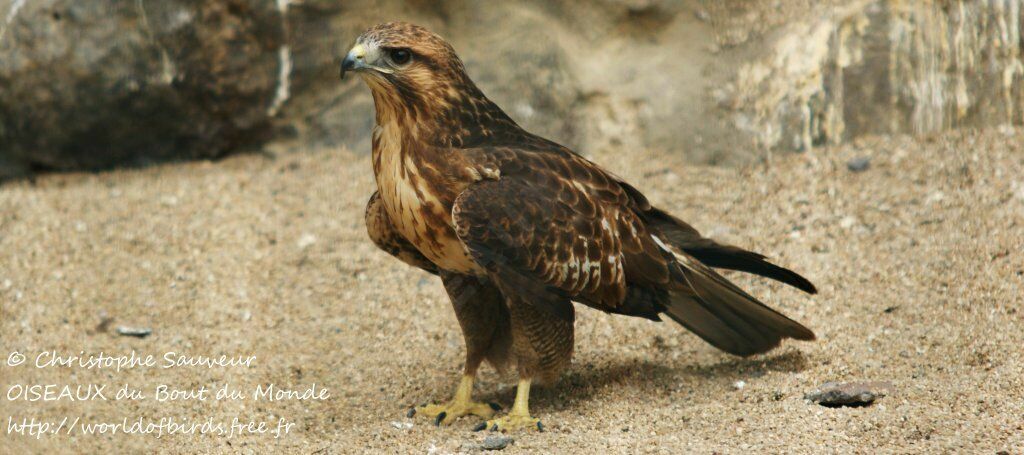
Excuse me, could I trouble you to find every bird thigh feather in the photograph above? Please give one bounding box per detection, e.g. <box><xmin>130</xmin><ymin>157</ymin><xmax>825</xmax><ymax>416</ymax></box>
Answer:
<box><xmin>504</xmin><ymin>291</ymin><xmax>575</xmax><ymax>385</ymax></box>
<box><xmin>441</xmin><ymin>272</ymin><xmax>513</xmax><ymax>375</ymax></box>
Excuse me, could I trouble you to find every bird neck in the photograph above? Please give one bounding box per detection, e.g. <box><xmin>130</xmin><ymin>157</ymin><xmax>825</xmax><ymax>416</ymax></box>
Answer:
<box><xmin>369</xmin><ymin>76</ymin><xmax>529</xmax><ymax>149</ymax></box>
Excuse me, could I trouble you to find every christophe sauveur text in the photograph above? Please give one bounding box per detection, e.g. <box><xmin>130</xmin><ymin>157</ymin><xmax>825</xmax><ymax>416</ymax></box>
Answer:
<box><xmin>4</xmin><ymin>350</ymin><xmax>330</xmax><ymax>439</ymax></box>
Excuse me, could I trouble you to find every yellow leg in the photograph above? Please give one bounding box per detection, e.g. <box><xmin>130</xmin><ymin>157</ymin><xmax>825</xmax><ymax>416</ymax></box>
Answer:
<box><xmin>478</xmin><ymin>378</ymin><xmax>543</xmax><ymax>432</ymax></box>
<box><xmin>412</xmin><ymin>375</ymin><xmax>500</xmax><ymax>425</ymax></box>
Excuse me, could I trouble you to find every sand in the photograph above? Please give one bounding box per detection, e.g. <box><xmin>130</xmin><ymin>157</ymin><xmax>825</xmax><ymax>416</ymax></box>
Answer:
<box><xmin>1</xmin><ymin>128</ymin><xmax>1022</xmax><ymax>453</ymax></box>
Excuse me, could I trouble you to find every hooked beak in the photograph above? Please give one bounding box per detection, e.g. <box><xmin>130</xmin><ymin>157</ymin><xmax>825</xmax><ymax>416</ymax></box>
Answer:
<box><xmin>340</xmin><ymin>43</ymin><xmax>394</xmax><ymax>80</ymax></box>
<box><xmin>340</xmin><ymin>44</ymin><xmax>368</xmax><ymax>79</ymax></box>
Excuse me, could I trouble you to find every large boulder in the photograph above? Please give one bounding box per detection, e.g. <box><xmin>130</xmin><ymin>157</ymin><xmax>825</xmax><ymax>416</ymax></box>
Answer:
<box><xmin>0</xmin><ymin>0</ymin><xmax>286</xmax><ymax>177</ymax></box>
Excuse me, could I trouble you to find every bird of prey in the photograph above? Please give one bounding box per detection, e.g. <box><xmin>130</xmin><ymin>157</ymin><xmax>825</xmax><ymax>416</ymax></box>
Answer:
<box><xmin>342</xmin><ymin>22</ymin><xmax>816</xmax><ymax>432</ymax></box>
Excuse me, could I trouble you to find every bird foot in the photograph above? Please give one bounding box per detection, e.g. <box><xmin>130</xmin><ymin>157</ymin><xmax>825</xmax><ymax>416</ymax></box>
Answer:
<box><xmin>476</xmin><ymin>413</ymin><xmax>544</xmax><ymax>433</ymax></box>
<box><xmin>410</xmin><ymin>400</ymin><xmax>501</xmax><ymax>426</ymax></box>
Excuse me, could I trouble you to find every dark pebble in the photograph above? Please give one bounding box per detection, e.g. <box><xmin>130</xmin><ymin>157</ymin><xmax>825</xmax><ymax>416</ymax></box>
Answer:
<box><xmin>805</xmin><ymin>381</ymin><xmax>893</xmax><ymax>407</ymax></box>
<box><xmin>482</xmin><ymin>435</ymin><xmax>513</xmax><ymax>450</ymax></box>
<box><xmin>847</xmin><ymin>157</ymin><xmax>871</xmax><ymax>172</ymax></box>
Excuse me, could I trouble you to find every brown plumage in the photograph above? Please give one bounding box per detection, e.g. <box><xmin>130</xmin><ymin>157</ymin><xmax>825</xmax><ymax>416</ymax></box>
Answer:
<box><xmin>343</xmin><ymin>22</ymin><xmax>816</xmax><ymax>431</ymax></box>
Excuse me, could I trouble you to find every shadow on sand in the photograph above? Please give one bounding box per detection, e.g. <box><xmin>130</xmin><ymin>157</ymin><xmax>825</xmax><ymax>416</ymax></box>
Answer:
<box><xmin>451</xmin><ymin>349</ymin><xmax>810</xmax><ymax>411</ymax></box>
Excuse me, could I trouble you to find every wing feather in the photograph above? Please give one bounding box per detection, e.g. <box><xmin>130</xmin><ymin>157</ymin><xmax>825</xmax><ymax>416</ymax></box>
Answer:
<box><xmin>450</xmin><ymin>145</ymin><xmax>815</xmax><ymax>354</ymax></box>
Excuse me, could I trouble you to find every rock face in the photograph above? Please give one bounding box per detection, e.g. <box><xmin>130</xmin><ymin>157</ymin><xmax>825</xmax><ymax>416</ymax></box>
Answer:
<box><xmin>0</xmin><ymin>0</ymin><xmax>286</xmax><ymax>177</ymax></box>
<box><xmin>1</xmin><ymin>0</ymin><xmax>1021</xmax><ymax>178</ymax></box>
<box><xmin>724</xmin><ymin>0</ymin><xmax>1024</xmax><ymax>152</ymax></box>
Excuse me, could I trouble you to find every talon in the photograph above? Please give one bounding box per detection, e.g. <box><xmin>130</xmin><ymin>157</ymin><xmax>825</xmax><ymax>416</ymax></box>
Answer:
<box><xmin>406</xmin><ymin>407</ymin><xmax>416</xmax><ymax>418</ymax></box>
<box><xmin>488</xmin><ymin>402</ymin><xmax>502</xmax><ymax>411</ymax></box>
<box><xmin>410</xmin><ymin>376</ymin><xmax>496</xmax><ymax>426</ymax></box>
<box><xmin>472</xmin><ymin>422</ymin><xmax>487</xmax><ymax>432</ymax></box>
<box><xmin>483</xmin><ymin>412</ymin><xmax>543</xmax><ymax>432</ymax></box>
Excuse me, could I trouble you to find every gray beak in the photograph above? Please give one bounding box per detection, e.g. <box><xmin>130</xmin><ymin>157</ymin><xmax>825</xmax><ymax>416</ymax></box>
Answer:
<box><xmin>340</xmin><ymin>54</ymin><xmax>356</xmax><ymax>79</ymax></box>
<box><xmin>340</xmin><ymin>44</ymin><xmax>369</xmax><ymax>79</ymax></box>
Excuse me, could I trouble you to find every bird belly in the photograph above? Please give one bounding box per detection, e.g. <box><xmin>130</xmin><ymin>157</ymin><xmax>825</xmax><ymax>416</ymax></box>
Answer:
<box><xmin>383</xmin><ymin>177</ymin><xmax>479</xmax><ymax>274</ymax></box>
<box><xmin>374</xmin><ymin>138</ymin><xmax>481</xmax><ymax>275</ymax></box>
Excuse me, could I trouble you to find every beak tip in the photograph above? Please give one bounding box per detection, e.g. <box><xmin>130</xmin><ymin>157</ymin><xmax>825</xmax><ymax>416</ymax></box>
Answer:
<box><xmin>340</xmin><ymin>56</ymin><xmax>356</xmax><ymax>80</ymax></box>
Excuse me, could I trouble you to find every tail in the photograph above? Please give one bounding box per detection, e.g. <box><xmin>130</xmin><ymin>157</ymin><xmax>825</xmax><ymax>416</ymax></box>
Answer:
<box><xmin>664</xmin><ymin>255</ymin><xmax>815</xmax><ymax>357</ymax></box>
<box><xmin>643</xmin><ymin>208</ymin><xmax>817</xmax><ymax>294</ymax></box>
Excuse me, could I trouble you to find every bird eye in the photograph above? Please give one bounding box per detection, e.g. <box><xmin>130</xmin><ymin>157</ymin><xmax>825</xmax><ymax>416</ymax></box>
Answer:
<box><xmin>389</xmin><ymin>48</ymin><xmax>412</xmax><ymax>66</ymax></box>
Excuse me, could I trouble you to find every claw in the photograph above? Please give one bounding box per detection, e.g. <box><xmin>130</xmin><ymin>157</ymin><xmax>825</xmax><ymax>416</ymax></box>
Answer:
<box><xmin>488</xmin><ymin>402</ymin><xmax>502</xmax><ymax>411</ymax></box>
<box><xmin>406</xmin><ymin>407</ymin><xmax>416</xmax><ymax>418</ymax></box>
<box><xmin>434</xmin><ymin>412</ymin><xmax>447</xmax><ymax>426</ymax></box>
<box><xmin>472</xmin><ymin>422</ymin><xmax>487</xmax><ymax>432</ymax></box>
<box><xmin>482</xmin><ymin>413</ymin><xmax>543</xmax><ymax>433</ymax></box>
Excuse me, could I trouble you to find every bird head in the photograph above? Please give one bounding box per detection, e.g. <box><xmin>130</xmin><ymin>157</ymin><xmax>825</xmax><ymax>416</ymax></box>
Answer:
<box><xmin>340</xmin><ymin>22</ymin><xmax>466</xmax><ymax>100</ymax></box>
<box><xmin>340</xmin><ymin>22</ymin><xmax>522</xmax><ymax>147</ymax></box>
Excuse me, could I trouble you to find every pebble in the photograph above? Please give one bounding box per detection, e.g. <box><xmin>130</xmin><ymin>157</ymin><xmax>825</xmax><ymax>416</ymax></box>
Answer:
<box><xmin>115</xmin><ymin>326</ymin><xmax>153</xmax><ymax>338</ymax></box>
<box><xmin>805</xmin><ymin>381</ymin><xmax>894</xmax><ymax>407</ymax></box>
<box><xmin>390</xmin><ymin>421</ymin><xmax>413</xmax><ymax>430</ymax></box>
<box><xmin>297</xmin><ymin>233</ymin><xmax>317</xmax><ymax>249</ymax></box>
<box><xmin>847</xmin><ymin>157</ymin><xmax>870</xmax><ymax>172</ymax></box>
<box><xmin>482</xmin><ymin>435</ymin><xmax>513</xmax><ymax>450</ymax></box>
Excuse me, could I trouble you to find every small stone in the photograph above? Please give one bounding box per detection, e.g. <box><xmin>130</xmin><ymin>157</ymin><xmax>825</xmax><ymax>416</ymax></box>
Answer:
<box><xmin>846</xmin><ymin>157</ymin><xmax>870</xmax><ymax>172</ymax></box>
<box><xmin>805</xmin><ymin>381</ymin><xmax>894</xmax><ymax>407</ymax></box>
<box><xmin>389</xmin><ymin>421</ymin><xmax>412</xmax><ymax>430</ymax></box>
<box><xmin>297</xmin><ymin>233</ymin><xmax>317</xmax><ymax>249</ymax></box>
<box><xmin>733</xmin><ymin>380</ymin><xmax>746</xmax><ymax>390</ymax></box>
<box><xmin>115</xmin><ymin>326</ymin><xmax>152</xmax><ymax>338</ymax></box>
<box><xmin>482</xmin><ymin>435</ymin><xmax>513</xmax><ymax>450</ymax></box>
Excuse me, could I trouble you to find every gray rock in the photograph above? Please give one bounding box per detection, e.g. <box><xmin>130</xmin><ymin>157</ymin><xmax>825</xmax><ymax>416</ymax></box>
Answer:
<box><xmin>805</xmin><ymin>381</ymin><xmax>894</xmax><ymax>407</ymax></box>
<box><xmin>847</xmin><ymin>157</ymin><xmax>870</xmax><ymax>172</ymax></box>
<box><xmin>482</xmin><ymin>435</ymin><xmax>513</xmax><ymax>450</ymax></box>
<box><xmin>0</xmin><ymin>0</ymin><xmax>285</xmax><ymax>174</ymax></box>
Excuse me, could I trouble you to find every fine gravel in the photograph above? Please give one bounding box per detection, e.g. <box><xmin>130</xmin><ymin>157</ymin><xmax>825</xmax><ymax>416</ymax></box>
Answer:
<box><xmin>1</xmin><ymin>129</ymin><xmax>1022</xmax><ymax>453</ymax></box>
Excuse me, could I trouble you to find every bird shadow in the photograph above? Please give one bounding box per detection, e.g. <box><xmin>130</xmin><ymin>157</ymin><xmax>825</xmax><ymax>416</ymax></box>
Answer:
<box><xmin>533</xmin><ymin>349</ymin><xmax>810</xmax><ymax>410</ymax></box>
<box><xmin>405</xmin><ymin>349</ymin><xmax>809</xmax><ymax>414</ymax></box>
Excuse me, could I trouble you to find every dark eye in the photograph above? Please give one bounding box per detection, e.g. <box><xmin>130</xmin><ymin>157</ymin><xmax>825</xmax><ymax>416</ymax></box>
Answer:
<box><xmin>389</xmin><ymin>48</ymin><xmax>412</xmax><ymax>65</ymax></box>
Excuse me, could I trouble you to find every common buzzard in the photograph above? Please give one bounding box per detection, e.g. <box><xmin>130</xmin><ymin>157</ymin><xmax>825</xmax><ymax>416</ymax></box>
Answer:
<box><xmin>341</xmin><ymin>22</ymin><xmax>816</xmax><ymax>432</ymax></box>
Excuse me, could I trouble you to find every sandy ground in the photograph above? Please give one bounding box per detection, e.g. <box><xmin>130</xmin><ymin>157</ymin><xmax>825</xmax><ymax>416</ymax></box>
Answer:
<box><xmin>1</xmin><ymin>128</ymin><xmax>1022</xmax><ymax>454</ymax></box>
